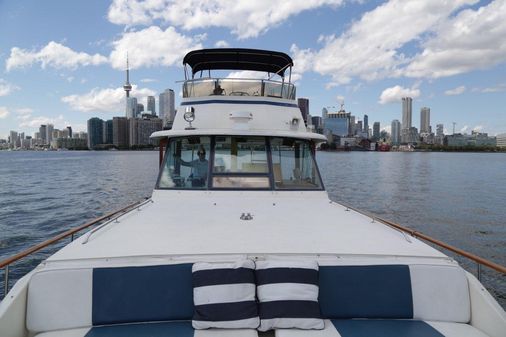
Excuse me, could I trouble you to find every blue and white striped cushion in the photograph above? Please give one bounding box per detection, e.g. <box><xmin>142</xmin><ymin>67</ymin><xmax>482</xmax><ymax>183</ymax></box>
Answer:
<box><xmin>255</xmin><ymin>260</ymin><xmax>324</xmax><ymax>331</ymax></box>
<box><xmin>192</xmin><ymin>260</ymin><xmax>259</xmax><ymax>329</ymax></box>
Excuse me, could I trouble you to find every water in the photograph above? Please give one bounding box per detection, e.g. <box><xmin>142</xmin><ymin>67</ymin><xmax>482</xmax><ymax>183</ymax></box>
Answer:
<box><xmin>0</xmin><ymin>151</ymin><xmax>505</xmax><ymax>307</ymax></box>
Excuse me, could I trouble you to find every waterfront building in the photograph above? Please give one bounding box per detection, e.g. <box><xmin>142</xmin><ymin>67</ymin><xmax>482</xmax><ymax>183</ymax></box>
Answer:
<box><xmin>9</xmin><ymin>131</ymin><xmax>18</xmax><ymax>148</ymax></box>
<box><xmin>34</xmin><ymin>132</ymin><xmax>40</xmax><ymax>140</ymax></box>
<box><xmin>401</xmin><ymin>127</ymin><xmax>419</xmax><ymax>144</ymax></box>
<box><xmin>87</xmin><ymin>117</ymin><xmax>104</xmax><ymax>149</ymax></box>
<box><xmin>357</xmin><ymin>121</ymin><xmax>363</xmax><ymax>134</ymax></box>
<box><xmin>420</xmin><ymin>107</ymin><xmax>430</xmax><ymax>133</ymax></box>
<box><xmin>39</xmin><ymin>125</ymin><xmax>47</xmax><ymax>144</ymax></box>
<box><xmin>322</xmin><ymin>107</ymin><xmax>328</xmax><ymax>119</ymax></box>
<box><xmin>159</xmin><ymin>89</ymin><xmax>175</xmax><ymax>125</ymax></box>
<box><xmin>401</xmin><ymin>97</ymin><xmax>412</xmax><ymax>139</ymax></box>
<box><xmin>497</xmin><ymin>133</ymin><xmax>506</xmax><ymax>148</ymax></box>
<box><xmin>324</xmin><ymin>111</ymin><xmax>351</xmax><ymax>137</ymax></box>
<box><xmin>372</xmin><ymin>122</ymin><xmax>380</xmax><ymax>141</ymax></box>
<box><xmin>391</xmin><ymin>120</ymin><xmax>401</xmax><ymax>145</ymax></box>
<box><xmin>46</xmin><ymin>124</ymin><xmax>54</xmax><ymax>145</ymax></box>
<box><xmin>62</xmin><ymin>128</ymin><xmax>70</xmax><ymax>139</ymax></box>
<box><xmin>445</xmin><ymin>132</ymin><xmax>496</xmax><ymax>147</ymax></box>
<box><xmin>129</xmin><ymin>116</ymin><xmax>163</xmax><ymax>146</ymax></box>
<box><xmin>363</xmin><ymin>114</ymin><xmax>369</xmax><ymax>134</ymax></box>
<box><xmin>126</xmin><ymin>97</ymin><xmax>138</xmax><ymax>119</ymax></box>
<box><xmin>311</xmin><ymin>116</ymin><xmax>323</xmax><ymax>133</ymax></box>
<box><xmin>53</xmin><ymin>138</ymin><xmax>87</xmax><ymax>150</ymax></box>
<box><xmin>67</xmin><ymin>126</ymin><xmax>73</xmax><ymax>138</ymax></box>
<box><xmin>435</xmin><ymin>124</ymin><xmax>444</xmax><ymax>145</ymax></box>
<box><xmin>103</xmin><ymin>120</ymin><xmax>113</xmax><ymax>144</ymax></box>
<box><xmin>147</xmin><ymin>96</ymin><xmax>156</xmax><ymax>116</ymax></box>
<box><xmin>113</xmin><ymin>117</ymin><xmax>129</xmax><ymax>148</ymax></box>
<box><xmin>297</xmin><ymin>98</ymin><xmax>309</xmax><ymax>126</ymax></box>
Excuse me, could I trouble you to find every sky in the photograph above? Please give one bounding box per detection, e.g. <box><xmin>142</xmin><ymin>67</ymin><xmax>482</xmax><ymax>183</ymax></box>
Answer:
<box><xmin>0</xmin><ymin>0</ymin><xmax>505</xmax><ymax>139</ymax></box>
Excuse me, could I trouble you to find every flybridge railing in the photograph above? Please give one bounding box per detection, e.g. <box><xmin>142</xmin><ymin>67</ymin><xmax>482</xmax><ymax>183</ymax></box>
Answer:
<box><xmin>182</xmin><ymin>78</ymin><xmax>296</xmax><ymax>100</ymax></box>
<box><xmin>338</xmin><ymin>202</ymin><xmax>506</xmax><ymax>279</ymax></box>
<box><xmin>0</xmin><ymin>199</ymin><xmax>148</xmax><ymax>300</ymax></box>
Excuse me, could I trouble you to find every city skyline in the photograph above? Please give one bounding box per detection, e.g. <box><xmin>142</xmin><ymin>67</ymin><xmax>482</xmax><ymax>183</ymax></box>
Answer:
<box><xmin>1</xmin><ymin>1</ymin><xmax>506</xmax><ymax>139</ymax></box>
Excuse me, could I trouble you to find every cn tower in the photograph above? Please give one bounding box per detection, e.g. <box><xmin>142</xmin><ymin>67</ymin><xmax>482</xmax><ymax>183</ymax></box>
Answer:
<box><xmin>123</xmin><ymin>54</ymin><xmax>132</xmax><ymax>98</ymax></box>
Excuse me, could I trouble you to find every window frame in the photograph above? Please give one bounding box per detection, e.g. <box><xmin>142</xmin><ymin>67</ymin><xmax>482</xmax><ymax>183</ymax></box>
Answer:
<box><xmin>155</xmin><ymin>136</ymin><xmax>324</xmax><ymax>191</ymax></box>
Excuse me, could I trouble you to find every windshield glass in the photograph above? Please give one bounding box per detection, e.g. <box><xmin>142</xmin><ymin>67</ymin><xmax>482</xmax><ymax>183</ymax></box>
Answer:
<box><xmin>159</xmin><ymin>136</ymin><xmax>211</xmax><ymax>189</ymax></box>
<box><xmin>157</xmin><ymin>136</ymin><xmax>323</xmax><ymax>190</ymax></box>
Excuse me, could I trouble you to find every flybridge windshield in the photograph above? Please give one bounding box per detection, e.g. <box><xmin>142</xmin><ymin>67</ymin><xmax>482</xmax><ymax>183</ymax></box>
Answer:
<box><xmin>157</xmin><ymin>136</ymin><xmax>323</xmax><ymax>190</ymax></box>
<box><xmin>182</xmin><ymin>78</ymin><xmax>296</xmax><ymax>100</ymax></box>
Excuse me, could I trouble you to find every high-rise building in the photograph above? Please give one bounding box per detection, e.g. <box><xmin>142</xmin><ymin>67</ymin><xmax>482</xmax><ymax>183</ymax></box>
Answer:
<box><xmin>87</xmin><ymin>117</ymin><xmax>104</xmax><ymax>149</ymax></box>
<box><xmin>103</xmin><ymin>120</ymin><xmax>113</xmax><ymax>144</ymax></box>
<box><xmin>322</xmin><ymin>107</ymin><xmax>328</xmax><ymax>119</ymax></box>
<box><xmin>126</xmin><ymin>97</ymin><xmax>138</xmax><ymax>119</ymax></box>
<box><xmin>323</xmin><ymin>112</ymin><xmax>351</xmax><ymax>137</ymax></box>
<box><xmin>391</xmin><ymin>120</ymin><xmax>401</xmax><ymax>145</ymax></box>
<box><xmin>373</xmin><ymin>122</ymin><xmax>380</xmax><ymax>140</ymax></box>
<box><xmin>129</xmin><ymin>116</ymin><xmax>163</xmax><ymax>146</ymax></box>
<box><xmin>46</xmin><ymin>124</ymin><xmax>54</xmax><ymax>145</ymax></box>
<box><xmin>363</xmin><ymin>114</ymin><xmax>369</xmax><ymax>133</ymax></box>
<box><xmin>159</xmin><ymin>89</ymin><xmax>175</xmax><ymax>124</ymax></box>
<box><xmin>420</xmin><ymin>107</ymin><xmax>430</xmax><ymax>133</ymax></box>
<box><xmin>147</xmin><ymin>96</ymin><xmax>156</xmax><ymax>115</ymax></box>
<box><xmin>39</xmin><ymin>125</ymin><xmax>47</xmax><ymax>144</ymax></box>
<box><xmin>113</xmin><ymin>117</ymin><xmax>129</xmax><ymax>148</ymax></box>
<box><xmin>66</xmin><ymin>126</ymin><xmax>72</xmax><ymax>138</ymax></box>
<box><xmin>435</xmin><ymin>123</ymin><xmax>444</xmax><ymax>145</ymax></box>
<box><xmin>402</xmin><ymin>97</ymin><xmax>412</xmax><ymax>130</ymax></box>
<box><xmin>297</xmin><ymin>98</ymin><xmax>309</xmax><ymax>125</ymax></box>
<box><xmin>9</xmin><ymin>131</ymin><xmax>18</xmax><ymax>148</ymax></box>
<box><xmin>137</xmin><ymin>103</ymin><xmax>144</xmax><ymax>117</ymax></box>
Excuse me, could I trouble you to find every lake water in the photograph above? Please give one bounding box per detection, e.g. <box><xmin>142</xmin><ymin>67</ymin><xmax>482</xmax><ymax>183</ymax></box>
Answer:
<box><xmin>0</xmin><ymin>150</ymin><xmax>505</xmax><ymax>307</ymax></box>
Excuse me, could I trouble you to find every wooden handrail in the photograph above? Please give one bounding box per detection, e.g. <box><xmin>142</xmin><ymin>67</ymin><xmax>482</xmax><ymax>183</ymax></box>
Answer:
<box><xmin>341</xmin><ymin>203</ymin><xmax>506</xmax><ymax>274</ymax></box>
<box><xmin>0</xmin><ymin>200</ymin><xmax>144</xmax><ymax>269</ymax></box>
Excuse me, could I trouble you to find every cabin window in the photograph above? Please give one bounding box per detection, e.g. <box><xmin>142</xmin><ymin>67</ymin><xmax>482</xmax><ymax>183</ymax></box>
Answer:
<box><xmin>157</xmin><ymin>136</ymin><xmax>323</xmax><ymax>191</ymax></box>
<box><xmin>158</xmin><ymin>136</ymin><xmax>211</xmax><ymax>189</ymax></box>
<box><xmin>270</xmin><ymin>138</ymin><xmax>323</xmax><ymax>190</ymax></box>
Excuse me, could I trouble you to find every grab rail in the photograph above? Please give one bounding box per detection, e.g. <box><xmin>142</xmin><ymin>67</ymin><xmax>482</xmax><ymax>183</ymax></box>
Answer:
<box><xmin>340</xmin><ymin>202</ymin><xmax>506</xmax><ymax>278</ymax></box>
<box><xmin>1</xmin><ymin>199</ymin><xmax>145</xmax><ymax>299</ymax></box>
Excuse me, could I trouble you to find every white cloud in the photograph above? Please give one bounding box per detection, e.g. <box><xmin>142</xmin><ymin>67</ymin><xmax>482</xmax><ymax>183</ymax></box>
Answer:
<box><xmin>0</xmin><ymin>107</ymin><xmax>10</xmax><ymax>119</ymax></box>
<box><xmin>226</xmin><ymin>70</ymin><xmax>268</xmax><ymax>79</ymax></box>
<box><xmin>444</xmin><ymin>85</ymin><xmax>466</xmax><ymax>96</ymax></box>
<box><xmin>109</xmin><ymin>26</ymin><xmax>203</xmax><ymax>70</ymax></box>
<box><xmin>378</xmin><ymin>85</ymin><xmax>420</xmax><ymax>104</ymax></box>
<box><xmin>18</xmin><ymin>114</ymin><xmax>68</xmax><ymax>129</ymax></box>
<box><xmin>472</xmin><ymin>125</ymin><xmax>483</xmax><ymax>132</ymax></box>
<box><xmin>61</xmin><ymin>85</ymin><xmax>156</xmax><ymax>113</ymax></box>
<box><xmin>214</xmin><ymin>40</ymin><xmax>230</xmax><ymax>48</ymax></box>
<box><xmin>481</xmin><ymin>83</ymin><xmax>506</xmax><ymax>93</ymax></box>
<box><xmin>405</xmin><ymin>0</ymin><xmax>506</xmax><ymax>78</ymax></box>
<box><xmin>460</xmin><ymin>125</ymin><xmax>469</xmax><ymax>133</ymax></box>
<box><xmin>0</xmin><ymin>79</ymin><xmax>20</xmax><ymax>96</ymax></box>
<box><xmin>304</xmin><ymin>0</ymin><xmax>475</xmax><ymax>84</ymax></box>
<box><xmin>336</xmin><ymin>95</ymin><xmax>345</xmax><ymax>103</ymax></box>
<box><xmin>16</xmin><ymin>108</ymin><xmax>33</xmax><ymax>115</ymax></box>
<box><xmin>140</xmin><ymin>78</ymin><xmax>157</xmax><ymax>83</ymax></box>
<box><xmin>108</xmin><ymin>0</ymin><xmax>344</xmax><ymax>39</ymax></box>
<box><xmin>6</xmin><ymin>41</ymin><xmax>108</xmax><ymax>71</ymax></box>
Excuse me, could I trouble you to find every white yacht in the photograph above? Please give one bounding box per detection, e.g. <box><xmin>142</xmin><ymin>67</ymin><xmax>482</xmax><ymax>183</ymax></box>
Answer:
<box><xmin>0</xmin><ymin>48</ymin><xmax>505</xmax><ymax>337</ymax></box>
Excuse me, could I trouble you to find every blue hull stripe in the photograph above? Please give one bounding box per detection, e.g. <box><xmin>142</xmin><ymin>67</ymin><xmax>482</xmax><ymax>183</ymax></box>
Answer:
<box><xmin>181</xmin><ymin>100</ymin><xmax>298</xmax><ymax>108</ymax></box>
<box><xmin>85</xmin><ymin>321</ymin><xmax>194</xmax><ymax>337</ymax></box>
<box><xmin>331</xmin><ymin>320</ymin><xmax>444</xmax><ymax>337</ymax></box>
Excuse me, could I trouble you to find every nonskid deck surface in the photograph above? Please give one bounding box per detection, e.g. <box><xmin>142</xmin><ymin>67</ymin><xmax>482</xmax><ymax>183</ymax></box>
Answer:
<box><xmin>46</xmin><ymin>190</ymin><xmax>446</xmax><ymax>264</ymax></box>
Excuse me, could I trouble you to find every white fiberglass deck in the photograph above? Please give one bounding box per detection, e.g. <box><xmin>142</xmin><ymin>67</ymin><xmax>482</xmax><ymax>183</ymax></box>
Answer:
<box><xmin>47</xmin><ymin>190</ymin><xmax>446</xmax><ymax>263</ymax></box>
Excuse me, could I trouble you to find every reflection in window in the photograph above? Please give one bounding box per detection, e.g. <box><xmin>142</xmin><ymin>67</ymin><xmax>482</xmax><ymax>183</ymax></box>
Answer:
<box><xmin>271</xmin><ymin>138</ymin><xmax>322</xmax><ymax>190</ymax></box>
<box><xmin>159</xmin><ymin>137</ymin><xmax>211</xmax><ymax>189</ymax></box>
<box><xmin>213</xmin><ymin>136</ymin><xmax>268</xmax><ymax>173</ymax></box>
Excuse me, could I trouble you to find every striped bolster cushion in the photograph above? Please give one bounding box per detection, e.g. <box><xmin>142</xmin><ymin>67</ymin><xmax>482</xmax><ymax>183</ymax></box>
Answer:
<box><xmin>255</xmin><ymin>260</ymin><xmax>324</xmax><ymax>331</ymax></box>
<box><xmin>192</xmin><ymin>260</ymin><xmax>259</xmax><ymax>329</ymax></box>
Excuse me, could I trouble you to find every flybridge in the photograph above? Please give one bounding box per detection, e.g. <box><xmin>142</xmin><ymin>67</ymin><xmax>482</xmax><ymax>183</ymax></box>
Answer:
<box><xmin>181</xmin><ymin>48</ymin><xmax>296</xmax><ymax>100</ymax></box>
